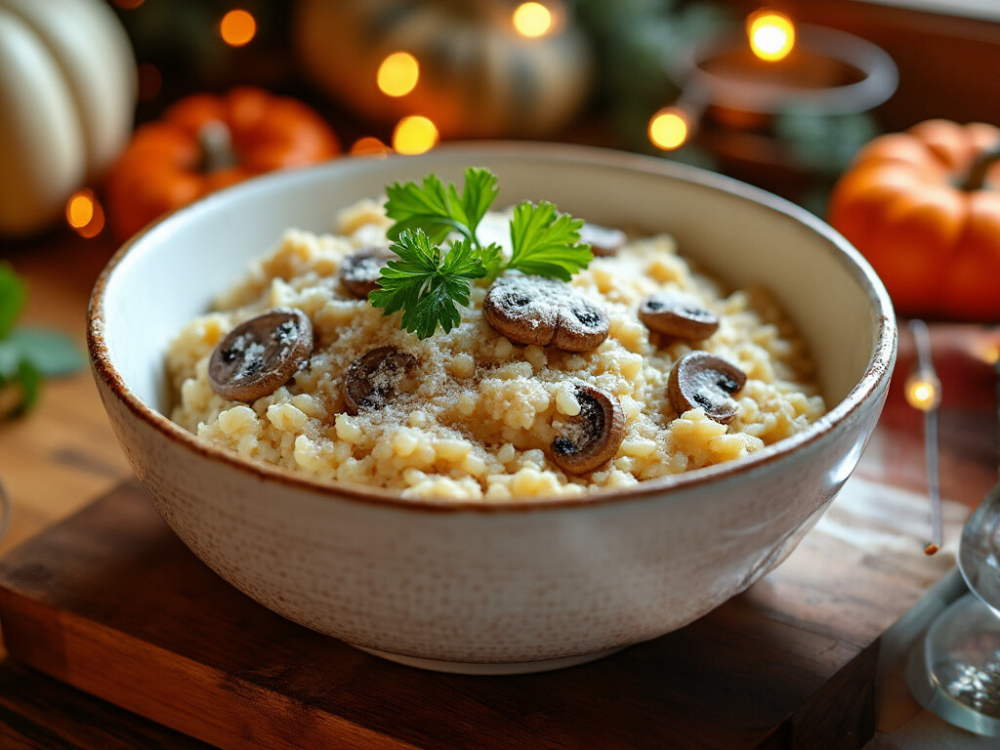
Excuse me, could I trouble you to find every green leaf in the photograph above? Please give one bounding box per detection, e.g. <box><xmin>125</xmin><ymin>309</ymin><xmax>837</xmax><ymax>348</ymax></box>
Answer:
<box><xmin>0</xmin><ymin>263</ymin><xmax>26</xmax><ymax>340</ymax></box>
<box><xmin>441</xmin><ymin>236</ymin><xmax>487</xmax><ymax>280</ymax></box>
<box><xmin>478</xmin><ymin>243</ymin><xmax>505</xmax><ymax>280</ymax></box>
<box><xmin>368</xmin><ymin>231</ymin><xmax>487</xmax><ymax>339</ymax></box>
<box><xmin>374</xmin><ymin>170</ymin><xmax>596</xmax><ymax>339</ymax></box>
<box><xmin>6</xmin><ymin>328</ymin><xmax>85</xmax><ymax>377</ymax></box>
<box><xmin>384</xmin><ymin>167</ymin><xmax>499</xmax><ymax>248</ymax></box>
<box><xmin>385</xmin><ymin>174</ymin><xmax>460</xmax><ymax>245</ymax></box>
<box><xmin>368</xmin><ymin>230</ymin><xmax>440</xmax><ymax>315</ymax></box>
<box><xmin>457</xmin><ymin>167</ymin><xmax>499</xmax><ymax>239</ymax></box>
<box><xmin>507</xmin><ymin>202</ymin><xmax>593</xmax><ymax>281</ymax></box>
<box><xmin>0</xmin><ymin>358</ymin><xmax>41</xmax><ymax>420</ymax></box>
<box><xmin>403</xmin><ymin>275</ymin><xmax>464</xmax><ymax>339</ymax></box>
<box><xmin>17</xmin><ymin>358</ymin><xmax>41</xmax><ymax>412</ymax></box>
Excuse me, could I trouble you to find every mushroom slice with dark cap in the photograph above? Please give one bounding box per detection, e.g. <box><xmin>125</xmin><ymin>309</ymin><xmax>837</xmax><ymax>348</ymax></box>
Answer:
<box><xmin>550</xmin><ymin>385</ymin><xmax>626</xmax><ymax>475</ymax></box>
<box><xmin>339</xmin><ymin>247</ymin><xmax>396</xmax><ymax>299</ymax></box>
<box><xmin>483</xmin><ymin>276</ymin><xmax>609</xmax><ymax>352</ymax></box>
<box><xmin>639</xmin><ymin>291</ymin><xmax>719</xmax><ymax>342</ymax></box>
<box><xmin>209</xmin><ymin>308</ymin><xmax>314</xmax><ymax>402</ymax></box>
<box><xmin>580</xmin><ymin>223</ymin><xmax>627</xmax><ymax>257</ymax></box>
<box><xmin>342</xmin><ymin>346</ymin><xmax>418</xmax><ymax>415</ymax></box>
<box><xmin>667</xmin><ymin>351</ymin><xmax>747</xmax><ymax>424</ymax></box>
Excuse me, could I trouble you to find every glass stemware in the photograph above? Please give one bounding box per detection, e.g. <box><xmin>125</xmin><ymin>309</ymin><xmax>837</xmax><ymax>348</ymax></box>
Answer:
<box><xmin>907</xmin><ymin>483</ymin><xmax>1000</xmax><ymax>736</ymax></box>
<box><xmin>906</xmin><ymin>342</ymin><xmax>1000</xmax><ymax>736</ymax></box>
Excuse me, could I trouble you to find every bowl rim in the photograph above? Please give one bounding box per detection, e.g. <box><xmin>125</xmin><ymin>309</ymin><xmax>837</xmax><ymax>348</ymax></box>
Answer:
<box><xmin>87</xmin><ymin>141</ymin><xmax>897</xmax><ymax>514</ymax></box>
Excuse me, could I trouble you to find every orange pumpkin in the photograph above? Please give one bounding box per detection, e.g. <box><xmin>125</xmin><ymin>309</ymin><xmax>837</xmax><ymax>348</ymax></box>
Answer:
<box><xmin>828</xmin><ymin>119</ymin><xmax>1000</xmax><ymax>321</ymax></box>
<box><xmin>106</xmin><ymin>87</ymin><xmax>340</xmax><ymax>241</ymax></box>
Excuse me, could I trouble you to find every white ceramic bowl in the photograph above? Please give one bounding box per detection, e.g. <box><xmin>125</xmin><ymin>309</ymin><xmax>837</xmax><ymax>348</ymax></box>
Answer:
<box><xmin>88</xmin><ymin>144</ymin><xmax>896</xmax><ymax>674</ymax></box>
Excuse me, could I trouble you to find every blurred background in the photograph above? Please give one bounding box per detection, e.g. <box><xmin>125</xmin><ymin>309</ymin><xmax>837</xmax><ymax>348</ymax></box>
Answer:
<box><xmin>2</xmin><ymin>0</ymin><xmax>998</xmax><ymax>248</ymax></box>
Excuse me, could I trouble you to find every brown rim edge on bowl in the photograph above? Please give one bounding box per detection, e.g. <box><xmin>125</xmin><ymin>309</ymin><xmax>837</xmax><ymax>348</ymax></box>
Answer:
<box><xmin>87</xmin><ymin>142</ymin><xmax>897</xmax><ymax>515</ymax></box>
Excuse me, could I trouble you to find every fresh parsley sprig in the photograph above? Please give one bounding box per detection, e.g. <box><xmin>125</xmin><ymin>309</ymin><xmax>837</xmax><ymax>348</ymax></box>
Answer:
<box><xmin>368</xmin><ymin>233</ymin><xmax>489</xmax><ymax>340</ymax></box>
<box><xmin>508</xmin><ymin>201</ymin><xmax>592</xmax><ymax>282</ymax></box>
<box><xmin>385</xmin><ymin>168</ymin><xmax>498</xmax><ymax>248</ymax></box>
<box><xmin>373</xmin><ymin>167</ymin><xmax>593</xmax><ymax>339</ymax></box>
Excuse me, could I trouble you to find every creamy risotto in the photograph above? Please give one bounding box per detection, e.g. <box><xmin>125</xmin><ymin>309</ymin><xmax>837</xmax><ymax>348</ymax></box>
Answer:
<box><xmin>167</xmin><ymin>199</ymin><xmax>826</xmax><ymax>501</ymax></box>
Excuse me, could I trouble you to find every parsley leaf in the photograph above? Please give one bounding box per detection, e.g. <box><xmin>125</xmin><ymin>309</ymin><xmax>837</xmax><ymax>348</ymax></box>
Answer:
<box><xmin>478</xmin><ymin>244</ymin><xmax>505</xmax><ymax>279</ymax></box>
<box><xmin>508</xmin><ymin>202</ymin><xmax>593</xmax><ymax>282</ymax></box>
<box><xmin>372</xmin><ymin>169</ymin><xmax>595</xmax><ymax>339</ymax></box>
<box><xmin>384</xmin><ymin>174</ymin><xmax>458</xmax><ymax>245</ymax></box>
<box><xmin>384</xmin><ymin>167</ymin><xmax>498</xmax><ymax>247</ymax></box>
<box><xmin>453</xmin><ymin>167</ymin><xmax>499</xmax><ymax>240</ymax></box>
<box><xmin>369</xmin><ymin>231</ymin><xmax>488</xmax><ymax>339</ymax></box>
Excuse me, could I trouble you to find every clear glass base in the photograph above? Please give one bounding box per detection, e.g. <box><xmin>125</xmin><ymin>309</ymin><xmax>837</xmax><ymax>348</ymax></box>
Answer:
<box><xmin>908</xmin><ymin>592</ymin><xmax>1000</xmax><ymax>736</ymax></box>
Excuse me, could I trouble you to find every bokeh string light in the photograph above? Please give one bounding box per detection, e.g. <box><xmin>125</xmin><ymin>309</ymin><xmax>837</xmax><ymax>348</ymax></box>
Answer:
<box><xmin>392</xmin><ymin>116</ymin><xmax>438</xmax><ymax>155</ymax></box>
<box><xmin>647</xmin><ymin>8</ymin><xmax>804</xmax><ymax>152</ymax></box>
<box><xmin>377</xmin><ymin>52</ymin><xmax>420</xmax><ymax>98</ymax></box>
<box><xmin>969</xmin><ymin>334</ymin><xmax>1000</xmax><ymax>367</ymax></box>
<box><xmin>747</xmin><ymin>9</ymin><xmax>796</xmax><ymax>62</ymax></box>
<box><xmin>648</xmin><ymin>107</ymin><xmax>690</xmax><ymax>151</ymax></box>
<box><xmin>220</xmin><ymin>9</ymin><xmax>256</xmax><ymax>47</ymax></box>
<box><xmin>65</xmin><ymin>189</ymin><xmax>105</xmax><ymax>239</ymax></box>
<box><xmin>513</xmin><ymin>2</ymin><xmax>554</xmax><ymax>38</ymax></box>
<box><xmin>905</xmin><ymin>374</ymin><xmax>942</xmax><ymax>413</ymax></box>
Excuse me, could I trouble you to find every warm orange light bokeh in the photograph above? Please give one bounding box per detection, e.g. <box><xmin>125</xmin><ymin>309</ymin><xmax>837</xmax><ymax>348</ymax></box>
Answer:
<box><xmin>972</xmin><ymin>339</ymin><xmax>1000</xmax><ymax>365</ymax></box>
<box><xmin>392</xmin><ymin>116</ymin><xmax>439</xmax><ymax>155</ymax></box>
<box><xmin>513</xmin><ymin>2</ymin><xmax>553</xmax><ymax>38</ymax></box>
<box><xmin>66</xmin><ymin>190</ymin><xmax>105</xmax><ymax>239</ymax></box>
<box><xmin>350</xmin><ymin>137</ymin><xmax>391</xmax><ymax>158</ymax></box>
<box><xmin>67</xmin><ymin>193</ymin><xmax>93</xmax><ymax>228</ymax></box>
<box><xmin>747</xmin><ymin>10</ymin><xmax>795</xmax><ymax>62</ymax></box>
<box><xmin>904</xmin><ymin>372</ymin><xmax>942</xmax><ymax>412</ymax></box>
<box><xmin>377</xmin><ymin>52</ymin><xmax>420</xmax><ymax>98</ymax></box>
<box><xmin>220</xmin><ymin>9</ymin><xmax>256</xmax><ymax>47</ymax></box>
<box><xmin>648</xmin><ymin>108</ymin><xmax>689</xmax><ymax>151</ymax></box>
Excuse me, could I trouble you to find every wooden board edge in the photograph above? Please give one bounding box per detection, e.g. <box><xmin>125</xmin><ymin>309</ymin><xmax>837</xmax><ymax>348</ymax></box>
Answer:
<box><xmin>788</xmin><ymin>640</ymin><xmax>880</xmax><ymax>749</ymax></box>
<box><xmin>0</xmin><ymin>588</ymin><xmax>422</xmax><ymax>750</ymax></box>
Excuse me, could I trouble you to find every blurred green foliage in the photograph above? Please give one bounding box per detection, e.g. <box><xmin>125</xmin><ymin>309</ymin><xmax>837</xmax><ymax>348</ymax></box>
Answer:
<box><xmin>0</xmin><ymin>265</ymin><xmax>84</xmax><ymax>420</ymax></box>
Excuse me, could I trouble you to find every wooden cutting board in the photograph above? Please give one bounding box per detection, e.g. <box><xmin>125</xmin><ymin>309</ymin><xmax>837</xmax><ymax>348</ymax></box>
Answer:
<box><xmin>0</xmin><ymin>474</ymin><xmax>965</xmax><ymax>750</ymax></box>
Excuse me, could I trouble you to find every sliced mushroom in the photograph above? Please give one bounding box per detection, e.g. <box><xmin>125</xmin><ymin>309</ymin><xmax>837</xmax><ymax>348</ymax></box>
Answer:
<box><xmin>209</xmin><ymin>308</ymin><xmax>314</xmax><ymax>402</ymax></box>
<box><xmin>339</xmin><ymin>247</ymin><xmax>395</xmax><ymax>299</ymax></box>
<box><xmin>639</xmin><ymin>291</ymin><xmax>719</xmax><ymax>342</ymax></box>
<box><xmin>667</xmin><ymin>351</ymin><xmax>747</xmax><ymax>424</ymax></box>
<box><xmin>580</xmin><ymin>223</ymin><xmax>627</xmax><ymax>257</ymax></box>
<box><xmin>483</xmin><ymin>276</ymin><xmax>609</xmax><ymax>352</ymax></box>
<box><xmin>550</xmin><ymin>385</ymin><xmax>626</xmax><ymax>474</ymax></box>
<box><xmin>342</xmin><ymin>346</ymin><xmax>418</xmax><ymax>415</ymax></box>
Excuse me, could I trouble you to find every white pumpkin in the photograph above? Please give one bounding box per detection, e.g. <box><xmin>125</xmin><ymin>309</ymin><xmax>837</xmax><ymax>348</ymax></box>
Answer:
<box><xmin>0</xmin><ymin>0</ymin><xmax>136</xmax><ymax>238</ymax></box>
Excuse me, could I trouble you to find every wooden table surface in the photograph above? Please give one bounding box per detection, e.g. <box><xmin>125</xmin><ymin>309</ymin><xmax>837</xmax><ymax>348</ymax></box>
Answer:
<box><xmin>0</xmin><ymin>233</ymin><xmax>133</xmax><ymax>558</ymax></box>
<box><xmin>0</xmin><ymin>227</ymin><xmax>998</xmax><ymax>748</ymax></box>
